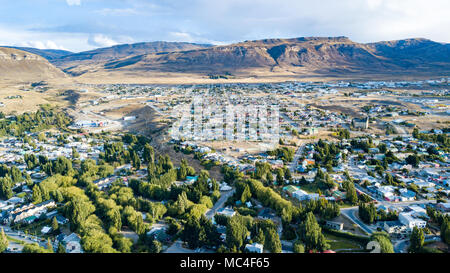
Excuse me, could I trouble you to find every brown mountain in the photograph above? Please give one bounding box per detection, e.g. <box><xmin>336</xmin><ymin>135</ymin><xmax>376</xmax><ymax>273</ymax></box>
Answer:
<box><xmin>0</xmin><ymin>47</ymin><xmax>66</xmax><ymax>81</ymax></box>
<box><xmin>65</xmin><ymin>36</ymin><xmax>449</xmax><ymax>80</ymax></box>
<box><xmin>52</xmin><ymin>41</ymin><xmax>213</xmax><ymax>75</ymax></box>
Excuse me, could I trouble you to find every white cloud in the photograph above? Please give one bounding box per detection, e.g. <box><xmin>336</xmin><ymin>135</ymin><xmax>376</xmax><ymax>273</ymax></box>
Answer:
<box><xmin>66</xmin><ymin>0</ymin><xmax>81</xmax><ymax>6</ymax></box>
<box><xmin>96</xmin><ymin>8</ymin><xmax>138</xmax><ymax>16</ymax></box>
<box><xmin>20</xmin><ymin>40</ymin><xmax>68</xmax><ymax>50</ymax></box>
<box><xmin>87</xmin><ymin>34</ymin><xmax>120</xmax><ymax>47</ymax></box>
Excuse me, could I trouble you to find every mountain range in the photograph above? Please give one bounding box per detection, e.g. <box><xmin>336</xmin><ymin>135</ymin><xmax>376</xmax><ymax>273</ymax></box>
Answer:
<box><xmin>1</xmin><ymin>37</ymin><xmax>449</xmax><ymax>82</ymax></box>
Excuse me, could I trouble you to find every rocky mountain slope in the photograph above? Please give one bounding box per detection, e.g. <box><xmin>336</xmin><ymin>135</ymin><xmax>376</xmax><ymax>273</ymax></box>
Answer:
<box><xmin>0</xmin><ymin>47</ymin><xmax>66</xmax><ymax>81</ymax></box>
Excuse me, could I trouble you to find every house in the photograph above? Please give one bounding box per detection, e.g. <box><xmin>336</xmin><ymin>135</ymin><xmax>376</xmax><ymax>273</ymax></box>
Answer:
<box><xmin>56</xmin><ymin>215</ymin><xmax>69</xmax><ymax>225</ymax></box>
<box><xmin>147</xmin><ymin>226</ymin><xmax>168</xmax><ymax>241</ymax></box>
<box><xmin>185</xmin><ymin>176</ymin><xmax>198</xmax><ymax>184</ymax></box>
<box><xmin>217</xmin><ymin>207</ymin><xmax>236</xmax><ymax>218</ymax></box>
<box><xmin>324</xmin><ymin>221</ymin><xmax>344</xmax><ymax>231</ymax></box>
<box><xmin>245</xmin><ymin>243</ymin><xmax>264</xmax><ymax>253</ymax></box>
<box><xmin>41</xmin><ymin>226</ymin><xmax>52</xmax><ymax>234</ymax></box>
<box><xmin>56</xmin><ymin>233</ymin><xmax>83</xmax><ymax>253</ymax></box>
<box><xmin>219</xmin><ymin>182</ymin><xmax>233</xmax><ymax>191</ymax></box>
<box><xmin>399</xmin><ymin>212</ymin><xmax>427</xmax><ymax>229</ymax></box>
<box><xmin>352</xmin><ymin>117</ymin><xmax>369</xmax><ymax>129</ymax></box>
<box><xmin>292</xmin><ymin>189</ymin><xmax>319</xmax><ymax>201</ymax></box>
<box><xmin>383</xmin><ymin>221</ymin><xmax>408</xmax><ymax>235</ymax></box>
<box><xmin>283</xmin><ymin>185</ymin><xmax>300</xmax><ymax>196</ymax></box>
<box><xmin>436</xmin><ymin>203</ymin><xmax>450</xmax><ymax>213</ymax></box>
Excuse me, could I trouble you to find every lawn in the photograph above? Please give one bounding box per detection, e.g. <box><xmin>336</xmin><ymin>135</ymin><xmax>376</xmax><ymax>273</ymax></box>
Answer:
<box><xmin>324</xmin><ymin>232</ymin><xmax>365</xmax><ymax>252</ymax></box>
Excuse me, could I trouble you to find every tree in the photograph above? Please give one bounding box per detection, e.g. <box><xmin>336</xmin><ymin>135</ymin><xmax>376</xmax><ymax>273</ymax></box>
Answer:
<box><xmin>405</xmin><ymin>154</ymin><xmax>420</xmax><ymax>168</ymax></box>
<box><xmin>0</xmin><ymin>228</ymin><xmax>8</xmax><ymax>253</ymax></box>
<box><xmin>47</xmin><ymin>238</ymin><xmax>54</xmax><ymax>252</ymax></box>
<box><xmin>22</xmin><ymin>243</ymin><xmax>51</xmax><ymax>253</ymax></box>
<box><xmin>409</xmin><ymin>227</ymin><xmax>424</xmax><ymax>253</ymax></box>
<box><xmin>226</xmin><ymin>216</ymin><xmax>249</xmax><ymax>251</ymax></box>
<box><xmin>32</xmin><ymin>184</ymin><xmax>43</xmax><ymax>204</ymax></box>
<box><xmin>57</xmin><ymin>242</ymin><xmax>66</xmax><ymax>253</ymax></box>
<box><xmin>343</xmin><ymin>180</ymin><xmax>358</xmax><ymax>205</ymax></box>
<box><xmin>300</xmin><ymin>212</ymin><xmax>329</xmax><ymax>252</ymax></box>
<box><xmin>441</xmin><ymin>218</ymin><xmax>450</xmax><ymax>244</ymax></box>
<box><xmin>143</xmin><ymin>144</ymin><xmax>155</xmax><ymax>163</ymax></box>
<box><xmin>284</xmin><ymin>168</ymin><xmax>292</xmax><ymax>182</ymax></box>
<box><xmin>293</xmin><ymin>240</ymin><xmax>305</xmax><ymax>253</ymax></box>
<box><xmin>150</xmin><ymin>240</ymin><xmax>162</xmax><ymax>253</ymax></box>
<box><xmin>276</xmin><ymin>169</ymin><xmax>284</xmax><ymax>185</ymax></box>
<box><xmin>264</xmin><ymin>228</ymin><xmax>282</xmax><ymax>253</ymax></box>
<box><xmin>370</xmin><ymin>232</ymin><xmax>394</xmax><ymax>253</ymax></box>
<box><xmin>359</xmin><ymin>203</ymin><xmax>377</xmax><ymax>224</ymax></box>
<box><xmin>0</xmin><ymin>177</ymin><xmax>13</xmax><ymax>200</ymax></box>
<box><xmin>241</xmin><ymin>185</ymin><xmax>252</xmax><ymax>204</ymax></box>
<box><xmin>181</xmin><ymin>216</ymin><xmax>203</xmax><ymax>249</ymax></box>
<box><xmin>52</xmin><ymin>216</ymin><xmax>59</xmax><ymax>232</ymax></box>
<box><xmin>64</xmin><ymin>196</ymin><xmax>95</xmax><ymax>231</ymax></box>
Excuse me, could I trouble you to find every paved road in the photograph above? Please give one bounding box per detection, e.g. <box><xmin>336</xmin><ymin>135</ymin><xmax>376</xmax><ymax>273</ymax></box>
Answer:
<box><xmin>289</xmin><ymin>144</ymin><xmax>305</xmax><ymax>174</ymax></box>
<box><xmin>146</xmin><ymin>103</ymin><xmax>166</xmax><ymax>116</ymax></box>
<box><xmin>1</xmin><ymin>225</ymin><xmax>47</xmax><ymax>250</ymax></box>
<box><xmin>205</xmin><ymin>189</ymin><xmax>235</xmax><ymax>220</ymax></box>
<box><xmin>394</xmin><ymin>236</ymin><xmax>441</xmax><ymax>253</ymax></box>
<box><xmin>340</xmin><ymin>208</ymin><xmax>374</xmax><ymax>235</ymax></box>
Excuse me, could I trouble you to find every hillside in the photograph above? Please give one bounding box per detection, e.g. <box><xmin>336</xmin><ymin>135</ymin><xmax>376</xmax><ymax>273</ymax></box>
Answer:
<box><xmin>60</xmin><ymin>37</ymin><xmax>449</xmax><ymax>81</ymax></box>
<box><xmin>4</xmin><ymin>46</ymin><xmax>73</xmax><ymax>60</ymax></box>
<box><xmin>0</xmin><ymin>47</ymin><xmax>66</xmax><ymax>81</ymax></box>
<box><xmin>52</xmin><ymin>41</ymin><xmax>213</xmax><ymax>75</ymax></box>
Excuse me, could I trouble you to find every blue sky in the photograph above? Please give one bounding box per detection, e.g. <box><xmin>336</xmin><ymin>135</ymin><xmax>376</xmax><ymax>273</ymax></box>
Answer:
<box><xmin>0</xmin><ymin>0</ymin><xmax>449</xmax><ymax>52</ymax></box>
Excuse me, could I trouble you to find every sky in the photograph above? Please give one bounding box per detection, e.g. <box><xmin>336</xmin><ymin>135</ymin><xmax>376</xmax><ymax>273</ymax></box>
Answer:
<box><xmin>0</xmin><ymin>0</ymin><xmax>449</xmax><ymax>52</ymax></box>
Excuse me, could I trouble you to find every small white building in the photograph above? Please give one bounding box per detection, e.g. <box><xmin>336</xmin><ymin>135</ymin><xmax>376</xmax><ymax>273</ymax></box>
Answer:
<box><xmin>245</xmin><ymin>243</ymin><xmax>263</xmax><ymax>253</ymax></box>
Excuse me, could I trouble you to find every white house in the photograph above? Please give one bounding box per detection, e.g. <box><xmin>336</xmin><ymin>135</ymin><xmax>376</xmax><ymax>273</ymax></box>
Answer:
<box><xmin>399</xmin><ymin>212</ymin><xmax>427</xmax><ymax>229</ymax></box>
<box><xmin>245</xmin><ymin>243</ymin><xmax>263</xmax><ymax>253</ymax></box>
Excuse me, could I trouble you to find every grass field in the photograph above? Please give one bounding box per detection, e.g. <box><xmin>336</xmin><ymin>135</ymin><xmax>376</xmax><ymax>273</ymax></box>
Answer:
<box><xmin>324</xmin><ymin>232</ymin><xmax>365</xmax><ymax>252</ymax></box>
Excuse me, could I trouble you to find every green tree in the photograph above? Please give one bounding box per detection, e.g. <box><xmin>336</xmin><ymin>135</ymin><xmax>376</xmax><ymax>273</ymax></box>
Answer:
<box><xmin>264</xmin><ymin>228</ymin><xmax>282</xmax><ymax>253</ymax></box>
<box><xmin>370</xmin><ymin>232</ymin><xmax>394</xmax><ymax>253</ymax></box>
<box><xmin>32</xmin><ymin>184</ymin><xmax>43</xmax><ymax>204</ymax></box>
<box><xmin>300</xmin><ymin>212</ymin><xmax>329</xmax><ymax>252</ymax></box>
<box><xmin>0</xmin><ymin>177</ymin><xmax>13</xmax><ymax>200</ymax></box>
<box><xmin>57</xmin><ymin>242</ymin><xmax>66</xmax><ymax>253</ymax></box>
<box><xmin>64</xmin><ymin>196</ymin><xmax>95</xmax><ymax>231</ymax></box>
<box><xmin>0</xmin><ymin>228</ymin><xmax>8</xmax><ymax>253</ymax></box>
<box><xmin>181</xmin><ymin>216</ymin><xmax>203</xmax><ymax>249</ymax></box>
<box><xmin>241</xmin><ymin>185</ymin><xmax>252</xmax><ymax>204</ymax></box>
<box><xmin>47</xmin><ymin>238</ymin><xmax>54</xmax><ymax>252</ymax></box>
<box><xmin>293</xmin><ymin>240</ymin><xmax>305</xmax><ymax>253</ymax></box>
<box><xmin>409</xmin><ymin>227</ymin><xmax>424</xmax><ymax>253</ymax></box>
<box><xmin>441</xmin><ymin>218</ymin><xmax>450</xmax><ymax>244</ymax></box>
<box><xmin>52</xmin><ymin>216</ymin><xmax>59</xmax><ymax>232</ymax></box>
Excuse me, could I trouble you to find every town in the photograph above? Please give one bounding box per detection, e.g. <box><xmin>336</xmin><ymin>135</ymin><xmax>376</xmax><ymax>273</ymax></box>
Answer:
<box><xmin>0</xmin><ymin>77</ymin><xmax>448</xmax><ymax>254</ymax></box>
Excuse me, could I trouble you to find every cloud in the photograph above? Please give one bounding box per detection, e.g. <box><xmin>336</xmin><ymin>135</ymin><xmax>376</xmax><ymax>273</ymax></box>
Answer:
<box><xmin>96</xmin><ymin>8</ymin><xmax>139</xmax><ymax>16</ymax></box>
<box><xmin>87</xmin><ymin>34</ymin><xmax>119</xmax><ymax>47</ymax></box>
<box><xmin>20</xmin><ymin>40</ymin><xmax>68</xmax><ymax>50</ymax></box>
<box><xmin>87</xmin><ymin>34</ymin><xmax>134</xmax><ymax>48</ymax></box>
<box><xmin>66</xmin><ymin>0</ymin><xmax>81</xmax><ymax>6</ymax></box>
<box><xmin>1</xmin><ymin>0</ymin><xmax>450</xmax><ymax>52</ymax></box>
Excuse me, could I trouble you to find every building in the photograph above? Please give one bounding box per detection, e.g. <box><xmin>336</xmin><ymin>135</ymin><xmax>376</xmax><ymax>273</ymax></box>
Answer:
<box><xmin>383</xmin><ymin>221</ymin><xmax>408</xmax><ymax>235</ymax></box>
<box><xmin>324</xmin><ymin>221</ymin><xmax>344</xmax><ymax>231</ymax></box>
<box><xmin>56</xmin><ymin>233</ymin><xmax>83</xmax><ymax>253</ymax></box>
<box><xmin>245</xmin><ymin>243</ymin><xmax>263</xmax><ymax>253</ymax></box>
<box><xmin>13</xmin><ymin>200</ymin><xmax>56</xmax><ymax>223</ymax></box>
<box><xmin>352</xmin><ymin>117</ymin><xmax>369</xmax><ymax>129</ymax></box>
<box><xmin>292</xmin><ymin>189</ymin><xmax>319</xmax><ymax>201</ymax></box>
<box><xmin>217</xmin><ymin>207</ymin><xmax>236</xmax><ymax>218</ymax></box>
<box><xmin>399</xmin><ymin>212</ymin><xmax>427</xmax><ymax>229</ymax></box>
<box><xmin>436</xmin><ymin>203</ymin><xmax>450</xmax><ymax>213</ymax></box>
